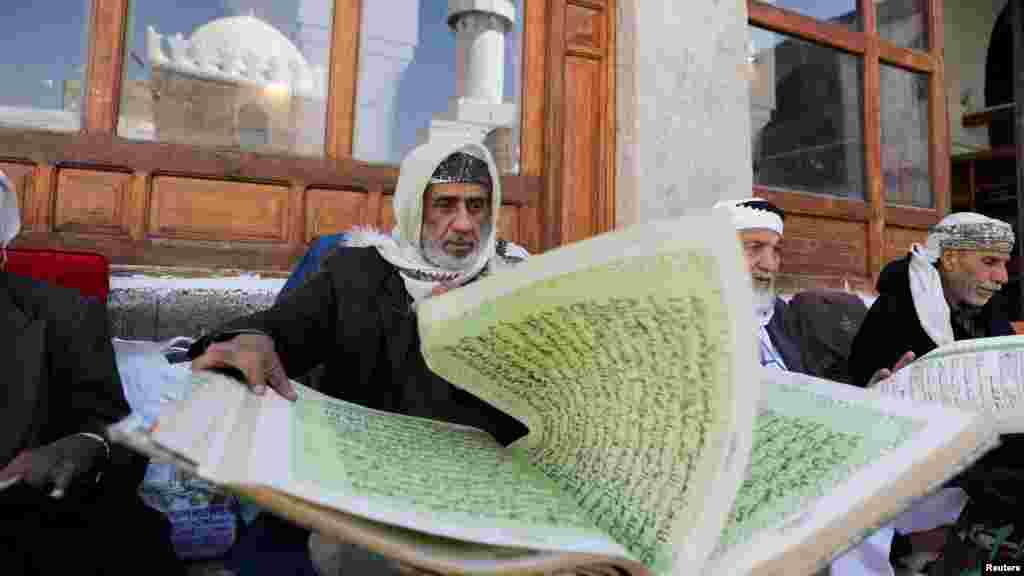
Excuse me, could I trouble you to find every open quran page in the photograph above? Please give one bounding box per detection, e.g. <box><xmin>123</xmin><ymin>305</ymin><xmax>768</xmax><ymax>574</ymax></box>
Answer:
<box><xmin>875</xmin><ymin>335</ymin><xmax>1024</xmax><ymax>433</ymax></box>
<box><xmin>143</xmin><ymin>372</ymin><xmax>637</xmax><ymax>563</ymax></box>
<box><xmin>417</xmin><ymin>211</ymin><xmax>760</xmax><ymax>575</ymax></box>
<box><xmin>705</xmin><ymin>369</ymin><xmax>999</xmax><ymax>576</ymax></box>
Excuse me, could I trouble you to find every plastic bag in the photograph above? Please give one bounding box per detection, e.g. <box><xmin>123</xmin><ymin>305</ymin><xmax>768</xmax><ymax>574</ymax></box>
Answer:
<box><xmin>112</xmin><ymin>337</ymin><xmax>239</xmax><ymax>559</ymax></box>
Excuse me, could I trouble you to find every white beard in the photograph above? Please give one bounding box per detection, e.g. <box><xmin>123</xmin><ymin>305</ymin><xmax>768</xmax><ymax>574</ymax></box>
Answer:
<box><xmin>421</xmin><ymin>221</ymin><xmax>492</xmax><ymax>272</ymax></box>
<box><xmin>753</xmin><ymin>283</ymin><xmax>776</xmax><ymax>325</ymax></box>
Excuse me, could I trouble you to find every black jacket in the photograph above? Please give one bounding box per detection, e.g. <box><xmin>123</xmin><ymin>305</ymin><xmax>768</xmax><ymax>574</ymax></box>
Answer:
<box><xmin>0</xmin><ymin>271</ymin><xmax>178</xmax><ymax>575</ymax></box>
<box><xmin>189</xmin><ymin>247</ymin><xmax>528</xmax><ymax>446</ymax></box>
<box><xmin>783</xmin><ymin>290</ymin><xmax>867</xmax><ymax>384</ymax></box>
<box><xmin>849</xmin><ymin>255</ymin><xmax>1014</xmax><ymax>387</ymax></box>
<box><xmin>0</xmin><ymin>271</ymin><xmax>140</xmax><ymax>483</ymax></box>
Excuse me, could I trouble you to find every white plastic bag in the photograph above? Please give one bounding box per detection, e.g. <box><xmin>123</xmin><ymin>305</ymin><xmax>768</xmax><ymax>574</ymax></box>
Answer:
<box><xmin>113</xmin><ymin>336</ymin><xmax>239</xmax><ymax>559</ymax></box>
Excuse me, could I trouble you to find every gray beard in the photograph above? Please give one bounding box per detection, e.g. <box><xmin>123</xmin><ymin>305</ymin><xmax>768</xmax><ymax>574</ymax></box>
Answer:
<box><xmin>421</xmin><ymin>222</ymin><xmax>492</xmax><ymax>272</ymax></box>
<box><xmin>753</xmin><ymin>285</ymin><xmax>776</xmax><ymax>320</ymax></box>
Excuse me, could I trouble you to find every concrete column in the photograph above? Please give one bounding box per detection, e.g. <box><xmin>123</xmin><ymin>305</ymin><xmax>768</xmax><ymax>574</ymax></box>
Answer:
<box><xmin>450</xmin><ymin>5</ymin><xmax>513</xmax><ymax>103</ymax></box>
<box><xmin>616</xmin><ymin>0</ymin><xmax>753</xmax><ymax>227</ymax></box>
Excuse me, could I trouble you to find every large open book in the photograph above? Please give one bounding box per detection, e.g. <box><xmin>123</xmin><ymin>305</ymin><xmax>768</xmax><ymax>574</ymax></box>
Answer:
<box><xmin>109</xmin><ymin>212</ymin><xmax>998</xmax><ymax>575</ymax></box>
<box><xmin>875</xmin><ymin>335</ymin><xmax>1024</xmax><ymax>434</ymax></box>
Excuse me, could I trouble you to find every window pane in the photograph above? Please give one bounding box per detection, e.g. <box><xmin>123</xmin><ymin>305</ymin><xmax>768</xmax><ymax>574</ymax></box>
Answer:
<box><xmin>119</xmin><ymin>1</ymin><xmax>333</xmax><ymax>157</ymax></box>
<box><xmin>877</xmin><ymin>0</ymin><xmax>928</xmax><ymax>51</ymax></box>
<box><xmin>752</xmin><ymin>0</ymin><xmax>861</xmax><ymax>31</ymax></box>
<box><xmin>0</xmin><ymin>1</ymin><xmax>90</xmax><ymax>132</ymax></box>
<box><xmin>881</xmin><ymin>64</ymin><xmax>931</xmax><ymax>207</ymax></box>
<box><xmin>354</xmin><ymin>1</ymin><xmax>523</xmax><ymax>173</ymax></box>
<box><xmin>749</xmin><ymin>27</ymin><xmax>866</xmax><ymax>199</ymax></box>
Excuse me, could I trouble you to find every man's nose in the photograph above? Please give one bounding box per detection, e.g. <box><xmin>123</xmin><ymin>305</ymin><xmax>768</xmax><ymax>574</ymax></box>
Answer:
<box><xmin>451</xmin><ymin>204</ymin><xmax>474</xmax><ymax>232</ymax></box>
<box><xmin>757</xmin><ymin>251</ymin><xmax>780</xmax><ymax>273</ymax></box>
<box><xmin>994</xmin><ymin>263</ymin><xmax>1009</xmax><ymax>285</ymax></box>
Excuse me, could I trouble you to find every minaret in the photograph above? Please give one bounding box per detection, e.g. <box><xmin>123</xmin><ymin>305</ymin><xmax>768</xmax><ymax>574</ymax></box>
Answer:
<box><xmin>420</xmin><ymin>0</ymin><xmax>517</xmax><ymax>149</ymax></box>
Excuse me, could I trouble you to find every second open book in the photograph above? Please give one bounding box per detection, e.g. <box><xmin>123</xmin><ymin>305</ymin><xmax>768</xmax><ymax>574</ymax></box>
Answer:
<box><xmin>110</xmin><ymin>210</ymin><xmax>998</xmax><ymax>575</ymax></box>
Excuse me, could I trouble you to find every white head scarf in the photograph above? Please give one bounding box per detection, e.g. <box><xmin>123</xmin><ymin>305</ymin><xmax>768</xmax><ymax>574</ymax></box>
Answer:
<box><xmin>346</xmin><ymin>137</ymin><xmax>502</xmax><ymax>302</ymax></box>
<box><xmin>0</xmin><ymin>170</ymin><xmax>19</xmax><ymax>267</ymax></box>
<box><xmin>908</xmin><ymin>212</ymin><xmax>1015</xmax><ymax>347</ymax></box>
<box><xmin>713</xmin><ymin>198</ymin><xmax>785</xmax><ymax>327</ymax></box>
<box><xmin>712</xmin><ymin>197</ymin><xmax>784</xmax><ymax>235</ymax></box>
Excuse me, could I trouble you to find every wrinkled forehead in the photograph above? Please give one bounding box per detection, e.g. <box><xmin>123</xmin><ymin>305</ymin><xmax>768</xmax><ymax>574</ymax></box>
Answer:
<box><xmin>424</xmin><ymin>181</ymin><xmax>491</xmax><ymax>202</ymax></box>
<box><xmin>738</xmin><ymin>228</ymin><xmax>782</xmax><ymax>245</ymax></box>
<box><xmin>944</xmin><ymin>248</ymin><xmax>1012</xmax><ymax>263</ymax></box>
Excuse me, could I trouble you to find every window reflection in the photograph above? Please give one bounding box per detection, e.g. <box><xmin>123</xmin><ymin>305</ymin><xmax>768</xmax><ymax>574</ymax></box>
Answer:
<box><xmin>0</xmin><ymin>1</ymin><xmax>90</xmax><ymax>132</ymax></box>
<box><xmin>877</xmin><ymin>0</ymin><xmax>928</xmax><ymax>51</ymax></box>
<box><xmin>118</xmin><ymin>1</ymin><xmax>333</xmax><ymax>157</ymax></box>
<box><xmin>753</xmin><ymin>0</ymin><xmax>860</xmax><ymax>30</ymax></box>
<box><xmin>354</xmin><ymin>1</ymin><xmax>523</xmax><ymax>172</ymax></box>
<box><xmin>881</xmin><ymin>64</ymin><xmax>931</xmax><ymax>207</ymax></box>
<box><xmin>749</xmin><ymin>27</ymin><xmax>866</xmax><ymax>199</ymax></box>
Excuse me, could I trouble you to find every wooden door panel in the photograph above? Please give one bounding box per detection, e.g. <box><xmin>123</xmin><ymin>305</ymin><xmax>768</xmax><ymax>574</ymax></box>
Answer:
<box><xmin>149</xmin><ymin>177</ymin><xmax>290</xmax><ymax>242</ymax></box>
<box><xmin>305</xmin><ymin>188</ymin><xmax>367</xmax><ymax>242</ymax></box>
<box><xmin>54</xmin><ymin>168</ymin><xmax>132</xmax><ymax>237</ymax></box>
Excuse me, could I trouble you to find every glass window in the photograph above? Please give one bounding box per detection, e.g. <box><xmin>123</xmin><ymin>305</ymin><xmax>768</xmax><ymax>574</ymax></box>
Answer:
<box><xmin>749</xmin><ymin>27</ymin><xmax>866</xmax><ymax>199</ymax></box>
<box><xmin>876</xmin><ymin>0</ymin><xmax>928</xmax><ymax>51</ymax></box>
<box><xmin>752</xmin><ymin>0</ymin><xmax>861</xmax><ymax>31</ymax></box>
<box><xmin>881</xmin><ymin>64</ymin><xmax>931</xmax><ymax>207</ymax></box>
<box><xmin>354</xmin><ymin>0</ymin><xmax>524</xmax><ymax>173</ymax></box>
<box><xmin>118</xmin><ymin>1</ymin><xmax>333</xmax><ymax>157</ymax></box>
<box><xmin>0</xmin><ymin>1</ymin><xmax>91</xmax><ymax>132</ymax></box>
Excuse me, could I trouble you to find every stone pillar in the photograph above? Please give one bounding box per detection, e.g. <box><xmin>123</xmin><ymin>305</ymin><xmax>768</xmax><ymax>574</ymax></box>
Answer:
<box><xmin>616</xmin><ymin>0</ymin><xmax>753</xmax><ymax>227</ymax></box>
<box><xmin>420</xmin><ymin>0</ymin><xmax>517</xmax><ymax>146</ymax></box>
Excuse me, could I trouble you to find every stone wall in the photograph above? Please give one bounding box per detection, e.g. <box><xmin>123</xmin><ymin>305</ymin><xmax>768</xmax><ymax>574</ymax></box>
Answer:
<box><xmin>107</xmin><ymin>272</ymin><xmax>286</xmax><ymax>341</ymax></box>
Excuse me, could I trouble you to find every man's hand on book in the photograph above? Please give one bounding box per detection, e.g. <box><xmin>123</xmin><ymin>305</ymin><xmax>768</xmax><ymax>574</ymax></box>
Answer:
<box><xmin>191</xmin><ymin>333</ymin><xmax>298</xmax><ymax>401</ymax></box>
<box><xmin>868</xmin><ymin>350</ymin><xmax>916</xmax><ymax>387</ymax></box>
<box><xmin>20</xmin><ymin>435</ymin><xmax>105</xmax><ymax>498</ymax></box>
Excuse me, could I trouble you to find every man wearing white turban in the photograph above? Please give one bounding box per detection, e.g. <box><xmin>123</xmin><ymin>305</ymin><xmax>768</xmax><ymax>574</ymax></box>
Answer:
<box><xmin>849</xmin><ymin>212</ymin><xmax>1017</xmax><ymax>573</ymax></box>
<box><xmin>0</xmin><ymin>171</ymin><xmax>182</xmax><ymax>574</ymax></box>
<box><xmin>188</xmin><ymin>137</ymin><xmax>530</xmax><ymax>575</ymax></box>
<box><xmin>713</xmin><ymin>198</ymin><xmax>804</xmax><ymax>372</ymax></box>
<box><xmin>715</xmin><ymin>198</ymin><xmax>947</xmax><ymax>576</ymax></box>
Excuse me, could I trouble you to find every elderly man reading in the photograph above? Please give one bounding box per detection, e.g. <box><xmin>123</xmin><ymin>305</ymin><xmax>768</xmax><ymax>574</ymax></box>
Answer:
<box><xmin>850</xmin><ymin>212</ymin><xmax>1015</xmax><ymax>385</ymax></box>
<box><xmin>189</xmin><ymin>137</ymin><xmax>529</xmax><ymax>575</ymax></box>
<box><xmin>850</xmin><ymin>212</ymin><xmax>1022</xmax><ymax>571</ymax></box>
<box><xmin>715</xmin><ymin>198</ymin><xmax>970</xmax><ymax>576</ymax></box>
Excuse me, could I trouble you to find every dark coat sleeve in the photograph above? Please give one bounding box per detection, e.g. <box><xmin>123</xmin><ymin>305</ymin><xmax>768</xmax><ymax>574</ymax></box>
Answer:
<box><xmin>9</xmin><ymin>277</ymin><xmax>145</xmax><ymax>488</ymax></box>
<box><xmin>850</xmin><ymin>292</ymin><xmax>911</xmax><ymax>387</ymax></box>
<box><xmin>189</xmin><ymin>248</ymin><xmax>366</xmax><ymax>379</ymax></box>
<box><xmin>6</xmin><ymin>278</ymin><xmax>132</xmax><ymax>442</ymax></box>
<box><xmin>55</xmin><ymin>293</ymin><xmax>145</xmax><ymax>489</ymax></box>
<box><xmin>53</xmin><ymin>295</ymin><xmax>131</xmax><ymax>441</ymax></box>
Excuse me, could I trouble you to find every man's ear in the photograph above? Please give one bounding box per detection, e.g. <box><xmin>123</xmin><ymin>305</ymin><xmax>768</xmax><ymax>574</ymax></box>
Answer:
<box><xmin>938</xmin><ymin>250</ymin><xmax>960</xmax><ymax>273</ymax></box>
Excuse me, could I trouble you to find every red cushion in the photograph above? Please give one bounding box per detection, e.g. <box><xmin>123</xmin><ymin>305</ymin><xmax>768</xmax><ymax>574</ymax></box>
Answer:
<box><xmin>6</xmin><ymin>248</ymin><xmax>110</xmax><ymax>301</ymax></box>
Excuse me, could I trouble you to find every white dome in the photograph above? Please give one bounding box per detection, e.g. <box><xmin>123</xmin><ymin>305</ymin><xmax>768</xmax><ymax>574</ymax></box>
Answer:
<box><xmin>184</xmin><ymin>15</ymin><xmax>316</xmax><ymax>94</ymax></box>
